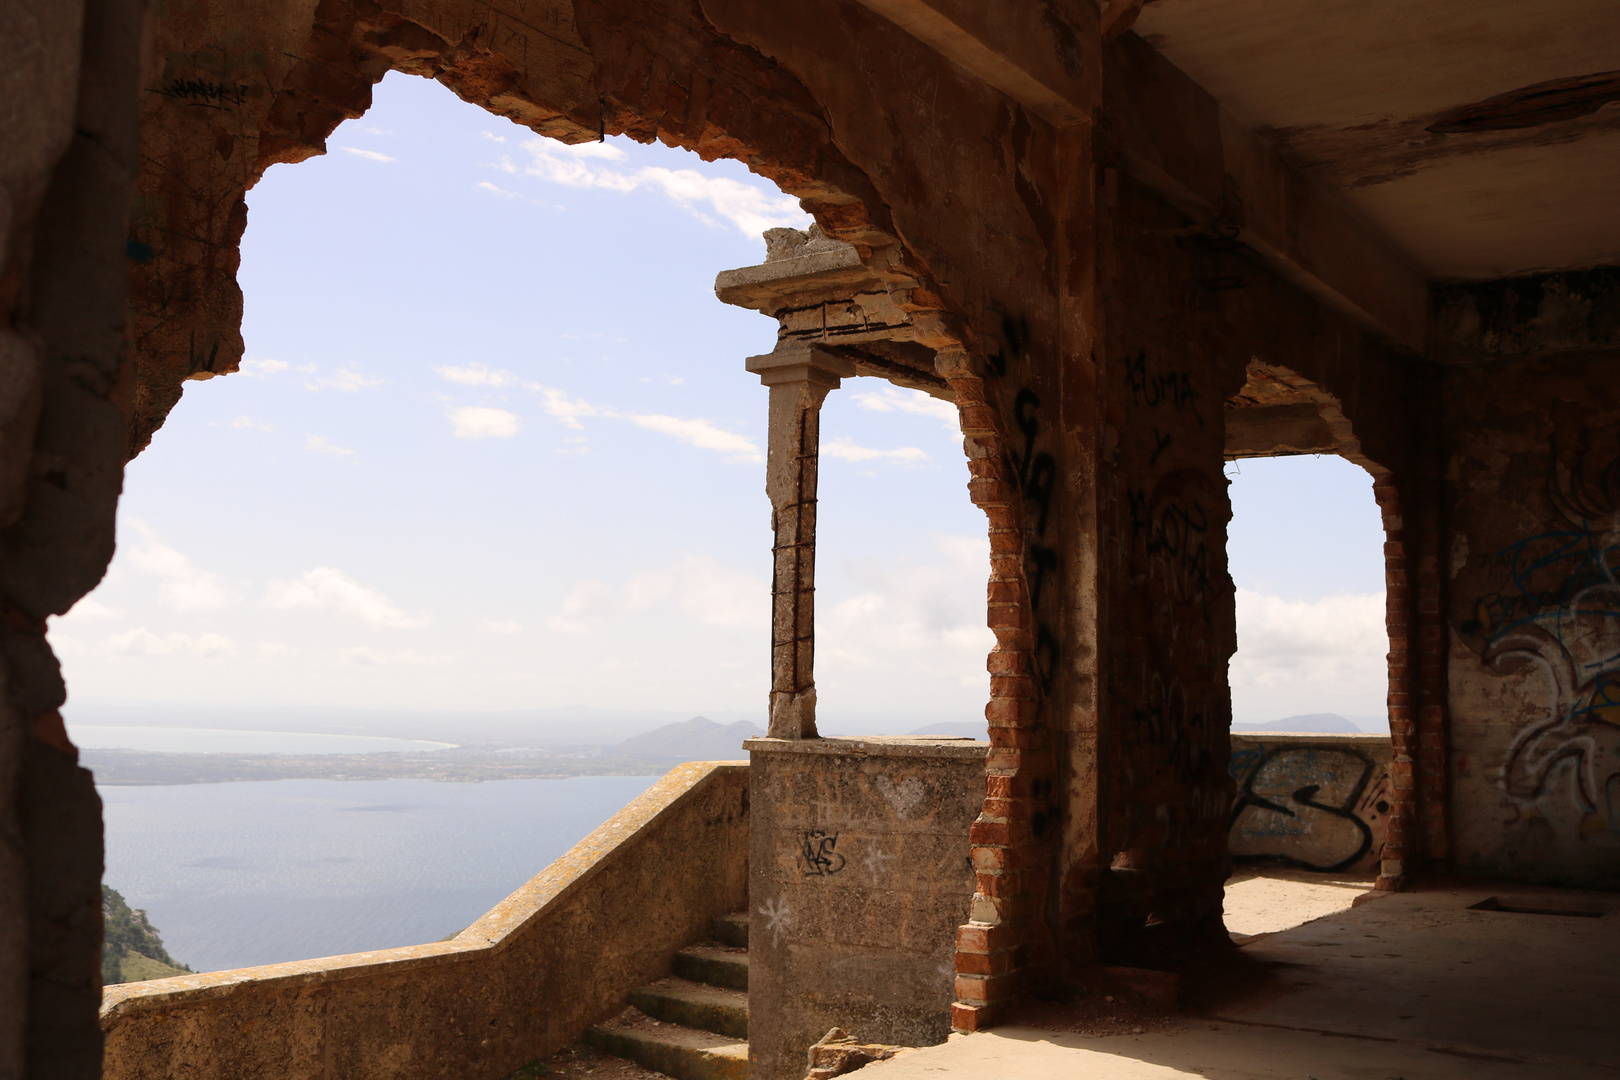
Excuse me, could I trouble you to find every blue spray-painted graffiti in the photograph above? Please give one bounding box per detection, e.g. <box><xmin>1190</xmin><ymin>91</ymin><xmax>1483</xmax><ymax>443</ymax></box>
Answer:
<box><xmin>1460</xmin><ymin>447</ymin><xmax>1620</xmax><ymax>837</ymax></box>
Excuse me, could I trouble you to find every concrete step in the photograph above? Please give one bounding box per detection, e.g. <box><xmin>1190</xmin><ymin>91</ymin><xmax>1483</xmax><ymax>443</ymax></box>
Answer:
<box><xmin>586</xmin><ymin>1013</ymin><xmax>748</xmax><ymax>1080</ymax></box>
<box><xmin>630</xmin><ymin>977</ymin><xmax>748</xmax><ymax>1039</ymax></box>
<box><xmin>711</xmin><ymin>911</ymin><xmax>748</xmax><ymax>949</ymax></box>
<box><xmin>672</xmin><ymin>945</ymin><xmax>748</xmax><ymax>991</ymax></box>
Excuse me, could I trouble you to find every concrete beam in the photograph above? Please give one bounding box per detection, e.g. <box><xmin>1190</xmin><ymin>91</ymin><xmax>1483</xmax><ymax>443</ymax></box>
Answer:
<box><xmin>850</xmin><ymin>0</ymin><xmax>1097</xmax><ymax>127</ymax></box>
<box><xmin>1107</xmin><ymin>34</ymin><xmax>1429</xmax><ymax>353</ymax></box>
<box><xmin>845</xmin><ymin>3</ymin><xmax>1429</xmax><ymax>353</ymax></box>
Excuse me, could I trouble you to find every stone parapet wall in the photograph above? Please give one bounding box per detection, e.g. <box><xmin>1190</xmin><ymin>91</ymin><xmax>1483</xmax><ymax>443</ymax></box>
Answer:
<box><xmin>100</xmin><ymin>762</ymin><xmax>750</xmax><ymax>1080</ymax></box>
<box><xmin>745</xmin><ymin>737</ymin><xmax>986</xmax><ymax>1080</ymax></box>
<box><xmin>1228</xmin><ymin>734</ymin><xmax>1394</xmax><ymax>876</ymax></box>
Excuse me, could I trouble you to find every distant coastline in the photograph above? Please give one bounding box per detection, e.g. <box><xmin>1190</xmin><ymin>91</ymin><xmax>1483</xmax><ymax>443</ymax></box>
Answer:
<box><xmin>81</xmin><ymin>715</ymin><xmax>768</xmax><ymax>785</ymax></box>
<box><xmin>81</xmin><ymin>746</ymin><xmax>711</xmax><ymax>785</ymax></box>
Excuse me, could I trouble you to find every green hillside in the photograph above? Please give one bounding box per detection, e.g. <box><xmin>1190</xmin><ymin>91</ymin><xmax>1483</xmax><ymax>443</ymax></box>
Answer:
<box><xmin>102</xmin><ymin>886</ymin><xmax>191</xmax><ymax>985</ymax></box>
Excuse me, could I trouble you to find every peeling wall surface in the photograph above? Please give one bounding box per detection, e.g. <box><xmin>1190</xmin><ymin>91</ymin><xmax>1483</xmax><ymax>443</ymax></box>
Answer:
<box><xmin>4</xmin><ymin>0</ymin><xmax>1620</xmax><ymax>1074</ymax></box>
<box><xmin>1448</xmin><ymin>346</ymin><xmax>1620</xmax><ymax>888</ymax></box>
<box><xmin>746</xmin><ymin>738</ymin><xmax>984</xmax><ymax>1080</ymax></box>
<box><xmin>1229</xmin><ymin>734</ymin><xmax>1393</xmax><ymax>876</ymax></box>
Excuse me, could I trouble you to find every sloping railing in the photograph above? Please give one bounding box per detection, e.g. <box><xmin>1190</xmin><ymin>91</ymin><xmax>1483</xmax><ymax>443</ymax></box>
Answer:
<box><xmin>101</xmin><ymin>761</ymin><xmax>749</xmax><ymax>1080</ymax></box>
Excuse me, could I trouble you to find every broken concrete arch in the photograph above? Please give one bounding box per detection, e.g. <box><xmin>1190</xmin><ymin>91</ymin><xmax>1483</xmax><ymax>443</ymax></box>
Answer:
<box><xmin>10</xmin><ymin>1</ymin><xmax>1620</xmax><ymax>1077</ymax></box>
<box><xmin>126</xmin><ymin>0</ymin><xmax>979</xmax><ymax>460</ymax></box>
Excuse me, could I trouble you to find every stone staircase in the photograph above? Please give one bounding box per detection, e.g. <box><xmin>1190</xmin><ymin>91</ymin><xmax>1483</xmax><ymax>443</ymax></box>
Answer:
<box><xmin>586</xmin><ymin>912</ymin><xmax>750</xmax><ymax>1080</ymax></box>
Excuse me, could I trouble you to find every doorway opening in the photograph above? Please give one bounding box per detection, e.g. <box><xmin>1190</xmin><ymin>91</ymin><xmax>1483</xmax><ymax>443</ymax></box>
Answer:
<box><xmin>1221</xmin><ymin>364</ymin><xmax>1393</xmax><ymax>941</ymax></box>
<box><xmin>811</xmin><ymin>382</ymin><xmax>992</xmax><ymax>738</ymax></box>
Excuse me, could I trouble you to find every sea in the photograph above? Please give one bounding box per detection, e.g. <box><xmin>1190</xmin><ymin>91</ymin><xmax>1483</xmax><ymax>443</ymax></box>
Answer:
<box><xmin>100</xmin><ymin>774</ymin><xmax>658</xmax><ymax>974</ymax></box>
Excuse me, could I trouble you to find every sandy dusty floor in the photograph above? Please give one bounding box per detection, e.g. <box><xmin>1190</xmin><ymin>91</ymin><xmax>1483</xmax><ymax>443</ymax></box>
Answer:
<box><xmin>862</xmin><ymin>880</ymin><xmax>1620</xmax><ymax>1079</ymax></box>
<box><xmin>1221</xmin><ymin>869</ymin><xmax>1374</xmax><ymax>939</ymax></box>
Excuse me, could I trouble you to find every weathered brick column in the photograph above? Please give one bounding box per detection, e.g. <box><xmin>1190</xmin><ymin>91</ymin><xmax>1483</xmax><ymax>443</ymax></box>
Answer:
<box><xmin>747</xmin><ymin>344</ymin><xmax>856</xmax><ymax>739</ymax></box>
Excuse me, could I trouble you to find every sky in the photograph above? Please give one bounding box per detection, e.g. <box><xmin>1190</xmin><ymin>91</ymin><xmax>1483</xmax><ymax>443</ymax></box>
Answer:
<box><xmin>48</xmin><ymin>72</ymin><xmax>1390</xmax><ymax>736</ymax></box>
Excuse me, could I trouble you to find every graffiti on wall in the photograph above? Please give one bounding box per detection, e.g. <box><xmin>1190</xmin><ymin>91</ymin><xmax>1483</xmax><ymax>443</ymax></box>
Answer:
<box><xmin>990</xmin><ymin>314</ymin><xmax>1062</xmax><ymax>691</ymax></box>
<box><xmin>1459</xmin><ymin>442</ymin><xmax>1620</xmax><ymax>838</ymax></box>
<box><xmin>1228</xmin><ymin>744</ymin><xmax>1391</xmax><ymax>873</ymax></box>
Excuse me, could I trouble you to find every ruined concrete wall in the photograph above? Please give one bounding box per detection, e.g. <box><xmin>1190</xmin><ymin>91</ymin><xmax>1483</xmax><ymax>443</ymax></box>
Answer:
<box><xmin>128</xmin><ymin>0</ymin><xmax>1078</xmax><ymax>1034</ymax></box>
<box><xmin>1090</xmin><ymin>170</ymin><xmax>1245</xmax><ymax>964</ymax></box>
<box><xmin>0</xmin><ymin>2</ymin><xmax>147</xmax><ymax>1078</ymax></box>
<box><xmin>746</xmin><ymin>738</ymin><xmax>983</xmax><ymax>1080</ymax></box>
<box><xmin>101</xmin><ymin>762</ymin><xmax>749</xmax><ymax>1080</ymax></box>
<box><xmin>1228</xmin><ymin>733</ymin><xmax>1393</xmax><ymax>876</ymax></box>
<box><xmin>1447</xmin><ymin>347</ymin><xmax>1620</xmax><ymax>889</ymax></box>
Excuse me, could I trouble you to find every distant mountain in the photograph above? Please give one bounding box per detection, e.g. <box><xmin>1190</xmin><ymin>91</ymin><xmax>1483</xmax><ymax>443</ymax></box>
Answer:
<box><xmin>906</xmin><ymin>721</ymin><xmax>989</xmax><ymax>739</ymax></box>
<box><xmin>611</xmin><ymin>716</ymin><xmax>764</xmax><ymax>761</ymax></box>
<box><xmin>1232</xmin><ymin>713</ymin><xmax>1365</xmax><ymax>733</ymax></box>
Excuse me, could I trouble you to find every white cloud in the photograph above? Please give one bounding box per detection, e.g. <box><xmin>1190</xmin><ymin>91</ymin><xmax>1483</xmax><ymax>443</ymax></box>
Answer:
<box><xmin>304</xmin><ymin>435</ymin><xmax>354</xmax><ymax>456</ymax></box>
<box><xmin>1233</xmin><ymin>589</ymin><xmax>1386</xmax><ymax>662</ymax></box>
<box><xmin>481</xmin><ymin>131</ymin><xmax>507</xmax><ymax>144</ymax></box>
<box><xmin>305</xmin><ymin>368</ymin><xmax>382</xmax><ymax>392</ymax></box>
<box><xmin>852</xmin><ymin>387</ymin><xmax>960</xmax><ymax>432</ymax></box>
<box><xmin>238</xmin><ymin>358</ymin><xmax>288</xmax><ymax>377</ymax></box>
<box><xmin>1230</xmin><ymin>588</ymin><xmax>1389</xmax><ymax>723</ymax></box>
<box><xmin>520</xmin><ymin>136</ymin><xmax>810</xmax><ymax>237</ymax></box>
<box><xmin>623</xmin><ymin>414</ymin><xmax>762</xmax><ymax>464</ymax></box>
<box><xmin>532</xmin><ymin>383</ymin><xmax>760</xmax><ymax>462</ymax></box>
<box><xmin>340</xmin><ymin>147</ymin><xmax>395</xmax><ymax>162</ymax></box>
<box><xmin>483</xmin><ymin>618</ymin><xmax>523</xmax><ymax>634</ymax></box>
<box><xmin>811</xmin><ymin>535</ymin><xmax>993</xmax><ymax>705</ymax></box>
<box><xmin>547</xmin><ymin>580</ymin><xmax>611</xmax><ymax>634</ymax></box>
<box><xmin>537</xmin><ymin>386</ymin><xmax>599</xmax><ymax>429</ymax></box>
<box><xmin>476</xmin><ymin>181</ymin><xmax>519</xmax><ymax>198</ymax></box>
<box><xmin>448</xmin><ymin>406</ymin><xmax>520</xmax><ymax>439</ymax></box>
<box><xmin>622</xmin><ymin>556</ymin><xmax>768</xmax><ymax>629</ymax></box>
<box><xmin>232</xmin><ymin>415</ymin><xmax>273</xmax><ymax>432</ymax></box>
<box><xmin>438</xmin><ymin>363</ymin><xmax>518</xmax><ymax>387</ymax></box>
<box><xmin>124</xmin><ymin>521</ymin><xmax>230</xmax><ymax>611</ymax></box>
<box><xmin>257</xmin><ymin>641</ymin><xmax>291</xmax><ymax>656</ymax></box>
<box><xmin>107</xmin><ymin>628</ymin><xmax>234</xmax><ymax>659</ymax></box>
<box><xmin>548</xmin><ymin>556</ymin><xmax>767</xmax><ymax>634</ymax></box>
<box><xmin>340</xmin><ymin>646</ymin><xmax>437</xmax><ymax>666</ymax></box>
<box><xmin>821</xmin><ymin>437</ymin><xmax>928</xmax><ymax>466</ymax></box>
<box><xmin>58</xmin><ymin>596</ymin><xmax>123</xmax><ymax>622</ymax></box>
<box><xmin>264</xmin><ymin>567</ymin><xmax>429</xmax><ymax>628</ymax></box>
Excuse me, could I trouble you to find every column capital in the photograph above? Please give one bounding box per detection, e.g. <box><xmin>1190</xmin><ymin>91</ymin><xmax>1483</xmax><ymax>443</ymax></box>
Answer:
<box><xmin>746</xmin><ymin>343</ymin><xmax>856</xmax><ymax>389</ymax></box>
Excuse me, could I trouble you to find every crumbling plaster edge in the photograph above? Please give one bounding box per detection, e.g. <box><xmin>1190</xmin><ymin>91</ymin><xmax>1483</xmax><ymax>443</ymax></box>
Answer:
<box><xmin>1229</xmin><ymin>733</ymin><xmax>1392</xmax><ymax>746</ymax></box>
<box><xmin>98</xmin><ymin>760</ymin><xmax>749</xmax><ymax>1020</ymax></box>
<box><xmin>745</xmin><ymin>736</ymin><xmax>989</xmax><ymax>762</ymax></box>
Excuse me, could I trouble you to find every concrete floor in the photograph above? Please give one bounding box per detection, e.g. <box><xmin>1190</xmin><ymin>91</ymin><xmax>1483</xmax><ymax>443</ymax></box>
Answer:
<box><xmin>862</xmin><ymin>880</ymin><xmax>1620</xmax><ymax>1079</ymax></box>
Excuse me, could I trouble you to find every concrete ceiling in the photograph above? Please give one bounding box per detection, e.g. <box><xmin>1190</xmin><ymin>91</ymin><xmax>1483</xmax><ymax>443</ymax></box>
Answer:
<box><xmin>1134</xmin><ymin>0</ymin><xmax>1620</xmax><ymax>281</ymax></box>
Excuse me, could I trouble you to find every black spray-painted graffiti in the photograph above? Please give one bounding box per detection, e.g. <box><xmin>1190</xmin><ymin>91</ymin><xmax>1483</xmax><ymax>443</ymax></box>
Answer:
<box><xmin>160</xmin><ymin>78</ymin><xmax>251</xmax><ymax>107</ymax></box>
<box><xmin>1121</xmin><ymin>351</ymin><xmax>1214</xmax><ymax>615</ymax></box>
<box><xmin>1124</xmin><ymin>350</ymin><xmax>1202</xmax><ymax>419</ymax></box>
<box><xmin>1128</xmin><ymin>470</ymin><xmax>1215</xmax><ymax>613</ymax></box>
<box><xmin>1228</xmin><ymin>745</ymin><xmax>1390</xmax><ymax>873</ymax></box>
<box><xmin>992</xmin><ymin>315</ymin><xmax>1061</xmax><ymax>689</ymax></box>
<box><xmin>1460</xmin><ymin>441</ymin><xmax>1620</xmax><ymax>836</ymax></box>
<box><xmin>1135</xmin><ymin>673</ymin><xmax>1222</xmax><ymax>818</ymax></box>
<box><xmin>799</xmin><ymin>830</ymin><xmax>846</xmax><ymax>876</ymax></box>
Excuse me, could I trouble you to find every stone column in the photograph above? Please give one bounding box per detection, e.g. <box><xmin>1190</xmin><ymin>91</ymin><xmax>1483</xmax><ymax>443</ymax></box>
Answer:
<box><xmin>747</xmin><ymin>344</ymin><xmax>854</xmax><ymax>739</ymax></box>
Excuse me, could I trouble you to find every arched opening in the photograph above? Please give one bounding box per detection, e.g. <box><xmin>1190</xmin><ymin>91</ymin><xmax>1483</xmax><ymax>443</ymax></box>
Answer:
<box><xmin>1220</xmin><ymin>362</ymin><xmax>1395</xmax><ymax>941</ymax></box>
<box><xmin>57</xmin><ymin>70</ymin><xmax>822</xmax><ymax>977</ymax></box>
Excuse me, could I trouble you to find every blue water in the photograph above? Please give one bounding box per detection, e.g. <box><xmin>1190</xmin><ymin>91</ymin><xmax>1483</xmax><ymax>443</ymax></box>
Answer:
<box><xmin>101</xmin><ymin>775</ymin><xmax>658</xmax><ymax>973</ymax></box>
<box><xmin>72</xmin><ymin>725</ymin><xmax>454</xmax><ymax>754</ymax></box>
